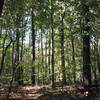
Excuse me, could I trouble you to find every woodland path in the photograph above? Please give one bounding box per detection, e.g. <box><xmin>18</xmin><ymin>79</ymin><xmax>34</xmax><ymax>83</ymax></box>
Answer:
<box><xmin>0</xmin><ymin>85</ymin><xmax>100</xmax><ymax>100</ymax></box>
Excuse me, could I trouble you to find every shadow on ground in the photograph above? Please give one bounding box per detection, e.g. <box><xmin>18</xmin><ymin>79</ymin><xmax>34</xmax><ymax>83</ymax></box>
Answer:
<box><xmin>0</xmin><ymin>85</ymin><xmax>99</xmax><ymax>100</ymax></box>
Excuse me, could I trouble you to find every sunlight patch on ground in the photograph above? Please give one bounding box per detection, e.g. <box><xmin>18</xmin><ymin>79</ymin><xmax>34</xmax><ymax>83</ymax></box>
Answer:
<box><xmin>22</xmin><ymin>86</ymin><xmax>35</xmax><ymax>90</ymax></box>
<box><xmin>22</xmin><ymin>86</ymin><xmax>41</xmax><ymax>90</ymax></box>
<box><xmin>10</xmin><ymin>92</ymin><xmax>21</xmax><ymax>99</ymax></box>
<box><xmin>0</xmin><ymin>88</ymin><xmax>4</xmax><ymax>91</ymax></box>
<box><xmin>26</xmin><ymin>93</ymin><xmax>43</xmax><ymax>99</ymax></box>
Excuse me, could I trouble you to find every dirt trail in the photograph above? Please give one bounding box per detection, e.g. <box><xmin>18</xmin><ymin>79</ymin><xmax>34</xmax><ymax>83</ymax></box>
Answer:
<box><xmin>0</xmin><ymin>85</ymin><xmax>100</xmax><ymax>100</ymax></box>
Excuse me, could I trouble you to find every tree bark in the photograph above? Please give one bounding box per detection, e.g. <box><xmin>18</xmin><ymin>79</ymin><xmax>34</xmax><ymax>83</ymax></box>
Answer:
<box><xmin>37</xmin><ymin>39</ymin><xmax>40</xmax><ymax>85</ymax></box>
<box><xmin>82</xmin><ymin>5</ymin><xmax>92</xmax><ymax>90</ymax></box>
<box><xmin>60</xmin><ymin>14</ymin><xmax>66</xmax><ymax>85</ymax></box>
<box><xmin>15</xmin><ymin>28</ymin><xmax>20</xmax><ymax>84</ymax></box>
<box><xmin>44</xmin><ymin>33</ymin><xmax>48</xmax><ymax>84</ymax></box>
<box><xmin>0</xmin><ymin>34</ymin><xmax>12</xmax><ymax>75</ymax></box>
<box><xmin>71</xmin><ymin>38</ymin><xmax>76</xmax><ymax>83</ymax></box>
<box><xmin>31</xmin><ymin>9</ymin><xmax>35</xmax><ymax>85</ymax></box>
<box><xmin>18</xmin><ymin>34</ymin><xmax>24</xmax><ymax>85</ymax></box>
<box><xmin>96</xmin><ymin>39</ymin><xmax>100</xmax><ymax>74</ymax></box>
<box><xmin>48</xmin><ymin>30</ymin><xmax>51</xmax><ymax>83</ymax></box>
<box><xmin>83</xmin><ymin>35</ymin><xmax>91</xmax><ymax>87</ymax></box>
<box><xmin>41</xmin><ymin>30</ymin><xmax>44</xmax><ymax>85</ymax></box>
<box><xmin>51</xmin><ymin>0</ymin><xmax>55</xmax><ymax>88</ymax></box>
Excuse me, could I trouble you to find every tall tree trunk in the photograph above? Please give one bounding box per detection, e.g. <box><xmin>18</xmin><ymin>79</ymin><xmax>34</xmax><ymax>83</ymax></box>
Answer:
<box><xmin>0</xmin><ymin>35</ymin><xmax>12</xmax><ymax>75</ymax></box>
<box><xmin>37</xmin><ymin>37</ymin><xmax>40</xmax><ymax>85</ymax></box>
<box><xmin>71</xmin><ymin>38</ymin><xmax>76</xmax><ymax>83</ymax></box>
<box><xmin>20</xmin><ymin>34</ymin><xmax>24</xmax><ymax>61</ymax></box>
<box><xmin>15</xmin><ymin>28</ymin><xmax>20</xmax><ymax>84</ymax></box>
<box><xmin>60</xmin><ymin>14</ymin><xmax>66</xmax><ymax>85</ymax></box>
<box><xmin>82</xmin><ymin>5</ymin><xmax>92</xmax><ymax>90</ymax></box>
<box><xmin>83</xmin><ymin>35</ymin><xmax>91</xmax><ymax>87</ymax></box>
<box><xmin>41</xmin><ymin>30</ymin><xmax>45</xmax><ymax>84</ymax></box>
<box><xmin>45</xmin><ymin>33</ymin><xmax>48</xmax><ymax>84</ymax></box>
<box><xmin>6</xmin><ymin>41</ymin><xmax>15</xmax><ymax>100</ymax></box>
<box><xmin>41</xmin><ymin>30</ymin><xmax>44</xmax><ymax>85</ymax></box>
<box><xmin>51</xmin><ymin>0</ymin><xmax>55</xmax><ymax>88</ymax></box>
<box><xmin>18</xmin><ymin>34</ymin><xmax>24</xmax><ymax>85</ymax></box>
<box><xmin>93</xmin><ymin>39</ymin><xmax>98</xmax><ymax>91</ymax></box>
<box><xmin>31</xmin><ymin>9</ymin><xmax>35</xmax><ymax>85</ymax></box>
<box><xmin>96</xmin><ymin>39</ymin><xmax>100</xmax><ymax>74</ymax></box>
<box><xmin>48</xmin><ymin>30</ymin><xmax>51</xmax><ymax>83</ymax></box>
<box><xmin>0</xmin><ymin>34</ymin><xmax>6</xmax><ymax>74</ymax></box>
<box><xmin>12</xmin><ymin>42</ymin><xmax>15</xmax><ymax>79</ymax></box>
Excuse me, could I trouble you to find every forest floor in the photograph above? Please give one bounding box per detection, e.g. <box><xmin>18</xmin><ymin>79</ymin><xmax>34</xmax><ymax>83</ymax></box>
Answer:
<box><xmin>0</xmin><ymin>85</ymin><xmax>100</xmax><ymax>100</ymax></box>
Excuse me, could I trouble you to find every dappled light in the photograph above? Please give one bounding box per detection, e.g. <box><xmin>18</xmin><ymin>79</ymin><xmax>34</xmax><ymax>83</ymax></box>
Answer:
<box><xmin>0</xmin><ymin>85</ymin><xmax>100</xmax><ymax>100</ymax></box>
<box><xmin>0</xmin><ymin>0</ymin><xmax>100</xmax><ymax>100</ymax></box>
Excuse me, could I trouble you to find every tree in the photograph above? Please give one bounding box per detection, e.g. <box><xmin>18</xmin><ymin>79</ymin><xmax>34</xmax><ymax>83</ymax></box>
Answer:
<box><xmin>48</xmin><ymin>30</ymin><xmax>51</xmax><ymax>83</ymax></box>
<box><xmin>40</xmin><ymin>29</ymin><xmax>44</xmax><ymax>84</ymax></box>
<box><xmin>82</xmin><ymin>5</ymin><xmax>92</xmax><ymax>90</ymax></box>
<box><xmin>15</xmin><ymin>18</ymin><xmax>20</xmax><ymax>84</ymax></box>
<box><xmin>60</xmin><ymin>12</ymin><xmax>66</xmax><ymax>85</ymax></box>
<box><xmin>0</xmin><ymin>35</ymin><xmax>12</xmax><ymax>75</ymax></box>
<box><xmin>71</xmin><ymin>37</ymin><xmax>76</xmax><ymax>83</ymax></box>
<box><xmin>51</xmin><ymin>0</ymin><xmax>55</xmax><ymax>88</ymax></box>
<box><xmin>31</xmin><ymin>8</ymin><xmax>36</xmax><ymax>85</ymax></box>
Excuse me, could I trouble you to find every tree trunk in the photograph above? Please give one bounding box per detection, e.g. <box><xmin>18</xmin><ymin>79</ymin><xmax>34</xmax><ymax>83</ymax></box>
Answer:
<box><xmin>31</xmin><ymin>9</ymin><xmax>35</xmax><ymax>85</ymax></box>
<box><xmin>93</xmin><ymin>37</ymin><xmax>99</xmax><ymax>91</ymax></box>
<box><xmin>37</xmin><ymin>37</ymin><xmax>40</xmax><ymax>85</ymax></box>
<box><xmin>51</xmin><ymin>0</ymin><xmax>55</xmax><ymax>88</ymax></box>
<box><xmin>15</xmin><ymin>28</ymin><xmax>20</xmax><ymax>84</ymax></box>
<box><xmin>83</xmin><ymin>35</ymin><xmax>91</xmax><ymax>88</ymax></box>
<box><xmin>0</xmin><ymin>35</ymin><xmax>12</xmax><ymax>75</ymax></box>
<box><xmin>19</xmin><ymin>34</ymin><xmax>24</xmax><ymax>85</ymax></box>
<box><xmin>60</xmin><ymin>14</ymin><xmax>66</xmax><ymax>85</ymax></box>
<box><xmin>0</xmin><ymin>35</ymin><xmax>6</xmax><ymax>75</ymax></box>
<box><xmin>82</xmin><ymin>5</ymin><xmax>92</xmax><ymax>90</ymax></box>
<box><xmin>20</xmin><ymin>34</ymin><xmax>24</xmax><ymax>61</ymax></box>
<box><xmin>12</xmin><ymin>42</ymin><xmax>15</xmax><ymax>80</ymax></box>
<box><xmin>96</xmin><ymin>39</ymin><xmax>100</xmax><ymax>74</ymax></box>
<box><xmin>71</xmin><ymin>38</ymin><xmax>76</xmax><ymax>83</ymax></box>
<box><xmin>41</xmin><ymin>30</ymin><xmax>44</xmax><ymax>85</ymax></box>
<box><xmin>48</xmin><ymin>30</ymin><xmax>51</xmax><ymax>83</ymax></box>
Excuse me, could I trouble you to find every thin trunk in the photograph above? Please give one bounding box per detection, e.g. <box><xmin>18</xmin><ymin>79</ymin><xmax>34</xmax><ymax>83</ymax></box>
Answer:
<box><xmin>41</xmin><ymin>31</ymin><xmax>44</xmax><ymax>84</ymax></box>
<box><xmin>31</xmin><ymin>9</ymin><xmax>35</xmax><ymax>85</ymax></box>
<box><xmin>61</xmin><ymin>14</ymin><xmax>66</xmax><ymax>85</ymax></box>
<box><xmin>0</xmin><ymin>35</ymin><xmax>12</xmax><ymax>75</ymax></box>
<box><xmin>20</xmin><ymin>35</ymin><xmax>24</xmax><ymax>61</ymax></box>
<box><xmin>0</xmin><ymin>35</ymin><xmax>6</xmax><ymax>74</ymax></box>
<box><xmin>18</xmin><ymin>35</ymin><xmax>24</xmax><ymax>85</ymax></box>
<box><xmin>45</xmin><ymin>33</ymin><xmax>48</xmax><ymax>84</ymax></box>
<box><xmin>12</xmin><ymin>42</ymin><xmax>15</xmax><ymax>79</ymax></box>
<box><xmin>12</xmin><ymin>42</ymin><xmax>14</xmax><ymax>71</ymax></box>
<box><xmin>93</xmin><ymin>37</ymin><xmax>99</xmax><ymax>91</ymax></box>
<box><xmin>51</xmin><ymin>0</ymin><xmax>55</xmax><ymax>88</ymax></box>
<box><xmin>82</xmin><ymin>5</ymin><xmax>92</xmax><ymax>90</ymax></box>
<box><xmin>37</xmin><ymin>39</ymin><xmax>40</xmax><ymax>85</ymax></box>
<box><xmin>15</xmin><ymin>28</ymin><xmax>20</xmax><ymax>84</ymax></box>
<box><xmin>15</xmin><ymin>29</ymin><xmax>20</xmax><ymax>65</ymax></box>
<box><xmin>48</xmin><ymin>31</ymin><xmax>51</xmax><ymax>83</ymax></box>
<box><xmin>0</xmin><ymin>26</ymin><xmax>2</xmax><ymax>46</ymax></box>
<box><xmin>6</xmin><ymin>42</ymin><xmax>15</xmax><ymax>100</ymax></box>
<box><xmin>83</xmin><ymin>35</ymin><xmax>91</xmax><ymax>88</ymax></box>
<box><xmin>96</xmin><ymin>39</ymin><xmax>100</xmax><ymax>74</ymax></box>
<box><xmin>71</xmin><ymin>38</ymin><xmax>76</xmax><ymax>83</ymax></box>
